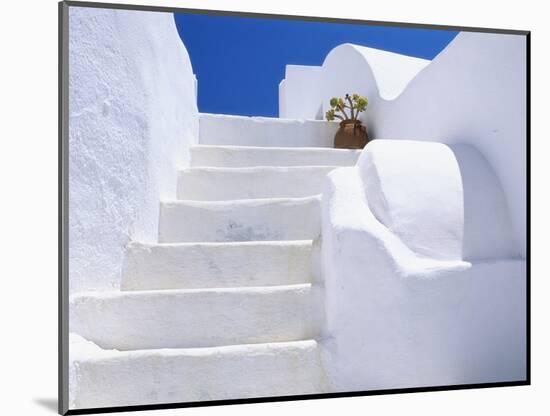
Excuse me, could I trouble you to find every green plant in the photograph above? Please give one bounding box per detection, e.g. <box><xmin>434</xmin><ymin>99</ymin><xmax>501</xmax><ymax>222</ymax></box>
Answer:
<box><xmin>325</xmin><ymin>93</ymin><xmax>368</xmax><ymax>122</ymax></box>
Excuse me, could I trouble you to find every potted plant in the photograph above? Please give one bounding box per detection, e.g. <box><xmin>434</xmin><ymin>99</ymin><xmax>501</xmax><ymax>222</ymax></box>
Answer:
<box><xmin>325</xmin><ymin>93</ymin><xmax>369</xmax><ymax>149</ymax></box>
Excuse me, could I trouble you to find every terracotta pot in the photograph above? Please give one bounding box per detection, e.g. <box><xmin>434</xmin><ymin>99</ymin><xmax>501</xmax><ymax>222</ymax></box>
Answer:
<box><xmin>334</xmin><ymin>120</ymin><xmax>369</xmax><ymax>149</ymax></box>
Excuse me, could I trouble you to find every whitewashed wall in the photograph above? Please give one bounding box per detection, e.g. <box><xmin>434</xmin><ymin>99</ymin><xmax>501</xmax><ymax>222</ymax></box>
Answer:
<box><xmin>295</xmin><ymin>33</ymin><xmax>529</xmax><ymax>390</ymax></box>
<box><xmin>373</xmin><ymin>32</ymin><xmax>527</xmax><ymax>257</ymax></box>
<box><xmin>294</xmin><ymin>33</ymin><xmax>526</xmax><ymax>256</ymax></box>
<box><xmin>320</xmin><ymin>43</ymin><xmax>430</xmax><ymax>109</ymax></box>
<box><xmin>320</xmin><ymin>141</ymin><xmax>526</xmax><ymax>391</ymax></box>
<box><xmin>279</xmin><ymin>65</ymin><xmax>324</xmax><ymax>119</ymax></box>
<box><xmin>68</xmin><ymin>7</ymin><xmax>198</xmax><ymax>293</ymax></box>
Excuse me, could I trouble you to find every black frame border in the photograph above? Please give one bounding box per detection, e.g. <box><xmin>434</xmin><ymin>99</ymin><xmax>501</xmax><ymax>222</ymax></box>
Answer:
<box><xmin>59</xmin><ymin>1</ymin><xmax>531</xmax><ymax>414</ymax></box>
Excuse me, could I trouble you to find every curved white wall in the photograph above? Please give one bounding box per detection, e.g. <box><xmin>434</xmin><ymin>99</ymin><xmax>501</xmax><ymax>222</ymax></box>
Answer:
<box><xmin>374</xmin><ymin>32</ymin><xmax>527</xmax><ymax>257</ymax></box>
<box><xmin>358</xmin><ymin>141</ymin><xmax>520</xmax><ymax>261</ymax></box>
<box><xmin>68</xmin><ymin>7</ymin><xmax>198</xmax><ymax>293</ymax></box>
<box><xmin>359</xmin><ymin>140</ymin><xmax>464</xmax><ymax>261</ymax></box>
<box><xmin>321</xmin><ymin>43</ymin><xmax>430</xmax><ymax>103</ymax></box>
<box><xmin>319</xmin><ymin>43</ymin><xmax>430</xmax><ymax>128</ymax></box>
<box><xmin>320</xmin><ymin>141</ymin><xmax>526</xmax><ymax>392</ymax></box>
<box><xmin>278</xmin><ymin>32</ymin><xmax>529</xmax><ymax>392</ymax></box>
<box><xmin>282</xmin><ymin>33</ymin><xmax>527</xmax><ymax>257</ymax></box>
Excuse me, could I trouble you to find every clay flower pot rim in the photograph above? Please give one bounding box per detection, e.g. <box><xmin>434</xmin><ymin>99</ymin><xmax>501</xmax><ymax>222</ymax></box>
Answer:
<box><xmin>340</xmin><ymin>119</ymin><xmax>363</xmax><ymax>126</ymax></box>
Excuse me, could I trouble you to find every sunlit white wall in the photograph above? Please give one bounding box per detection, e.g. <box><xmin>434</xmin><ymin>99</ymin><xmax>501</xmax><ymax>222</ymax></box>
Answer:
<box><xmin>68</xmin><ymin>7</ymin><xmax>199</xmax><ymax>293</ymax></box>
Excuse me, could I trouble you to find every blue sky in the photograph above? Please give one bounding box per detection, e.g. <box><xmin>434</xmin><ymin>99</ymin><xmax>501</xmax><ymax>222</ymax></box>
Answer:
<box><xmin>174</xmin><ymin>13</ymin><xmax>457</xmax><ymax>117</ymax></box>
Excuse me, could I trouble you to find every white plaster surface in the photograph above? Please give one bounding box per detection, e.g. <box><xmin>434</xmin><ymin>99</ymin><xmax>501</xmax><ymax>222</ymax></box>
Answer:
<box><xmin>449</xmin><ymin>144</ymin><xmax>521</xmax><ymax>260</ymax></box>
<box><xmin>199</xmin><ymin>113</ymin><xmax>338</xmax><ymax>147</ymax></box>
<box><xmin>68</xmin><ymin>7</ymin><xmax>198</xmax><ymax>293</ymax></box>
<box><xmin>374</xmin><ymin>33</ymin><xmax>527</xmax><ymax>256</ymax></box>
<box><xmin>279</xmin><ymin>79</ymin><xmax>287</xmax><ymax>119</ymax></box>
<box><xmin>190</xmin><ymin>145</ymin><xmax>361</xmax><ymax>168</ymax></box>
<box><xmin>178</xmin><ymin>166</ymin><xmax>338</xmax><ymax>200</ymax></box>
<box><xmin>320</xmin><ymin>141</ymin><xmax>526</xmax><ymax>392</ymax></box>
<box><xmin>159</xmin><ymin>196</ymin><xmax>321</xmax><ymax>242</ymax></box>
<box><xmin>359</xmin><ymin>140</ymin><xmax>519</xmax><ymax>261</ymax></box>
<box><xmin>70</xmin><ymin>284</ymin><xmax>321</xmax><ymax>350</ymax></box>
<box><xmin>308</xmin><ymin>33</ymin><xmax>527</xmax><ymax>256</ymax></box>
<box><xmin>279</xmin><ymin>65</ymin><xmax>324</xmax><ymax>119</ymax></box>
<box><xmin>121</xmin><ymin>240</ymin><xmax>313</xmax><ymax>290</ymax></box>
<box><xmin>319</xmin><ymin>43</ymin><xmax>430</xmax><ymax>115</ymax></box>
<box><xmin>360</xmin><ymin>140</ymin><xmax>464</xmax><ymax>261</ymax></box>
<box><xmin>69</xmin><ymin>334</ymin><xmax>327</xmax><ymax>409</ymax></box>
<box><xmin>68</xmin><ymin>28</ymin><xmax>527</xmax><ymax>408</ymax></box>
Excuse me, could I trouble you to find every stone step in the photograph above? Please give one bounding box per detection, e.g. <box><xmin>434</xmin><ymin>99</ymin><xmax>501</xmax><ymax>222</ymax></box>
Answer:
<box><xmin>190</xmin><ymin>145</ymin><xmax>361</xmax><ymax>168</ymax></box>
<box><xmin>159</xmin><ymin>196</ymin><xmax>321</xmax><ymax>243</ymax></box>
<box><xmin>199</xmin><ymin>113</ymin><xmax>338</xmax><ymax>147</ymax></box>
<box><xmin>121</xmin><ymin>240</ymin><xmax>313</xmax><ymax>291</ymax></box>
<box><xmin>70</xmin><ymin>284</ymin><xmax>321</xmax><ymax>350</ymax></box>
<box><xmin>177</xmin><ymin>166</ymin><xmax>336</xmax><ymax>201</ymax></box>
<box><xmin>69</xmin><ymin>334</ymin><xmax>328</xmax><ymax>409</ymax></box>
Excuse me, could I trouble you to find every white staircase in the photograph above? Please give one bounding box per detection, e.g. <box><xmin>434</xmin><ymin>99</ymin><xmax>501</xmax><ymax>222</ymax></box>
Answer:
<box><xmin>69</xmin><ymin>114</ymin><xmax>360</xmax><ymax>409</ymax></box>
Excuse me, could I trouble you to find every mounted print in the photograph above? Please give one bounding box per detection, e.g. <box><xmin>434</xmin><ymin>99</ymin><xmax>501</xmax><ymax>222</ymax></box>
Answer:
<box><xmin>59</xmin><ymin>1</ymin><xmax>530</xmax><ymax>414</ymax></box>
